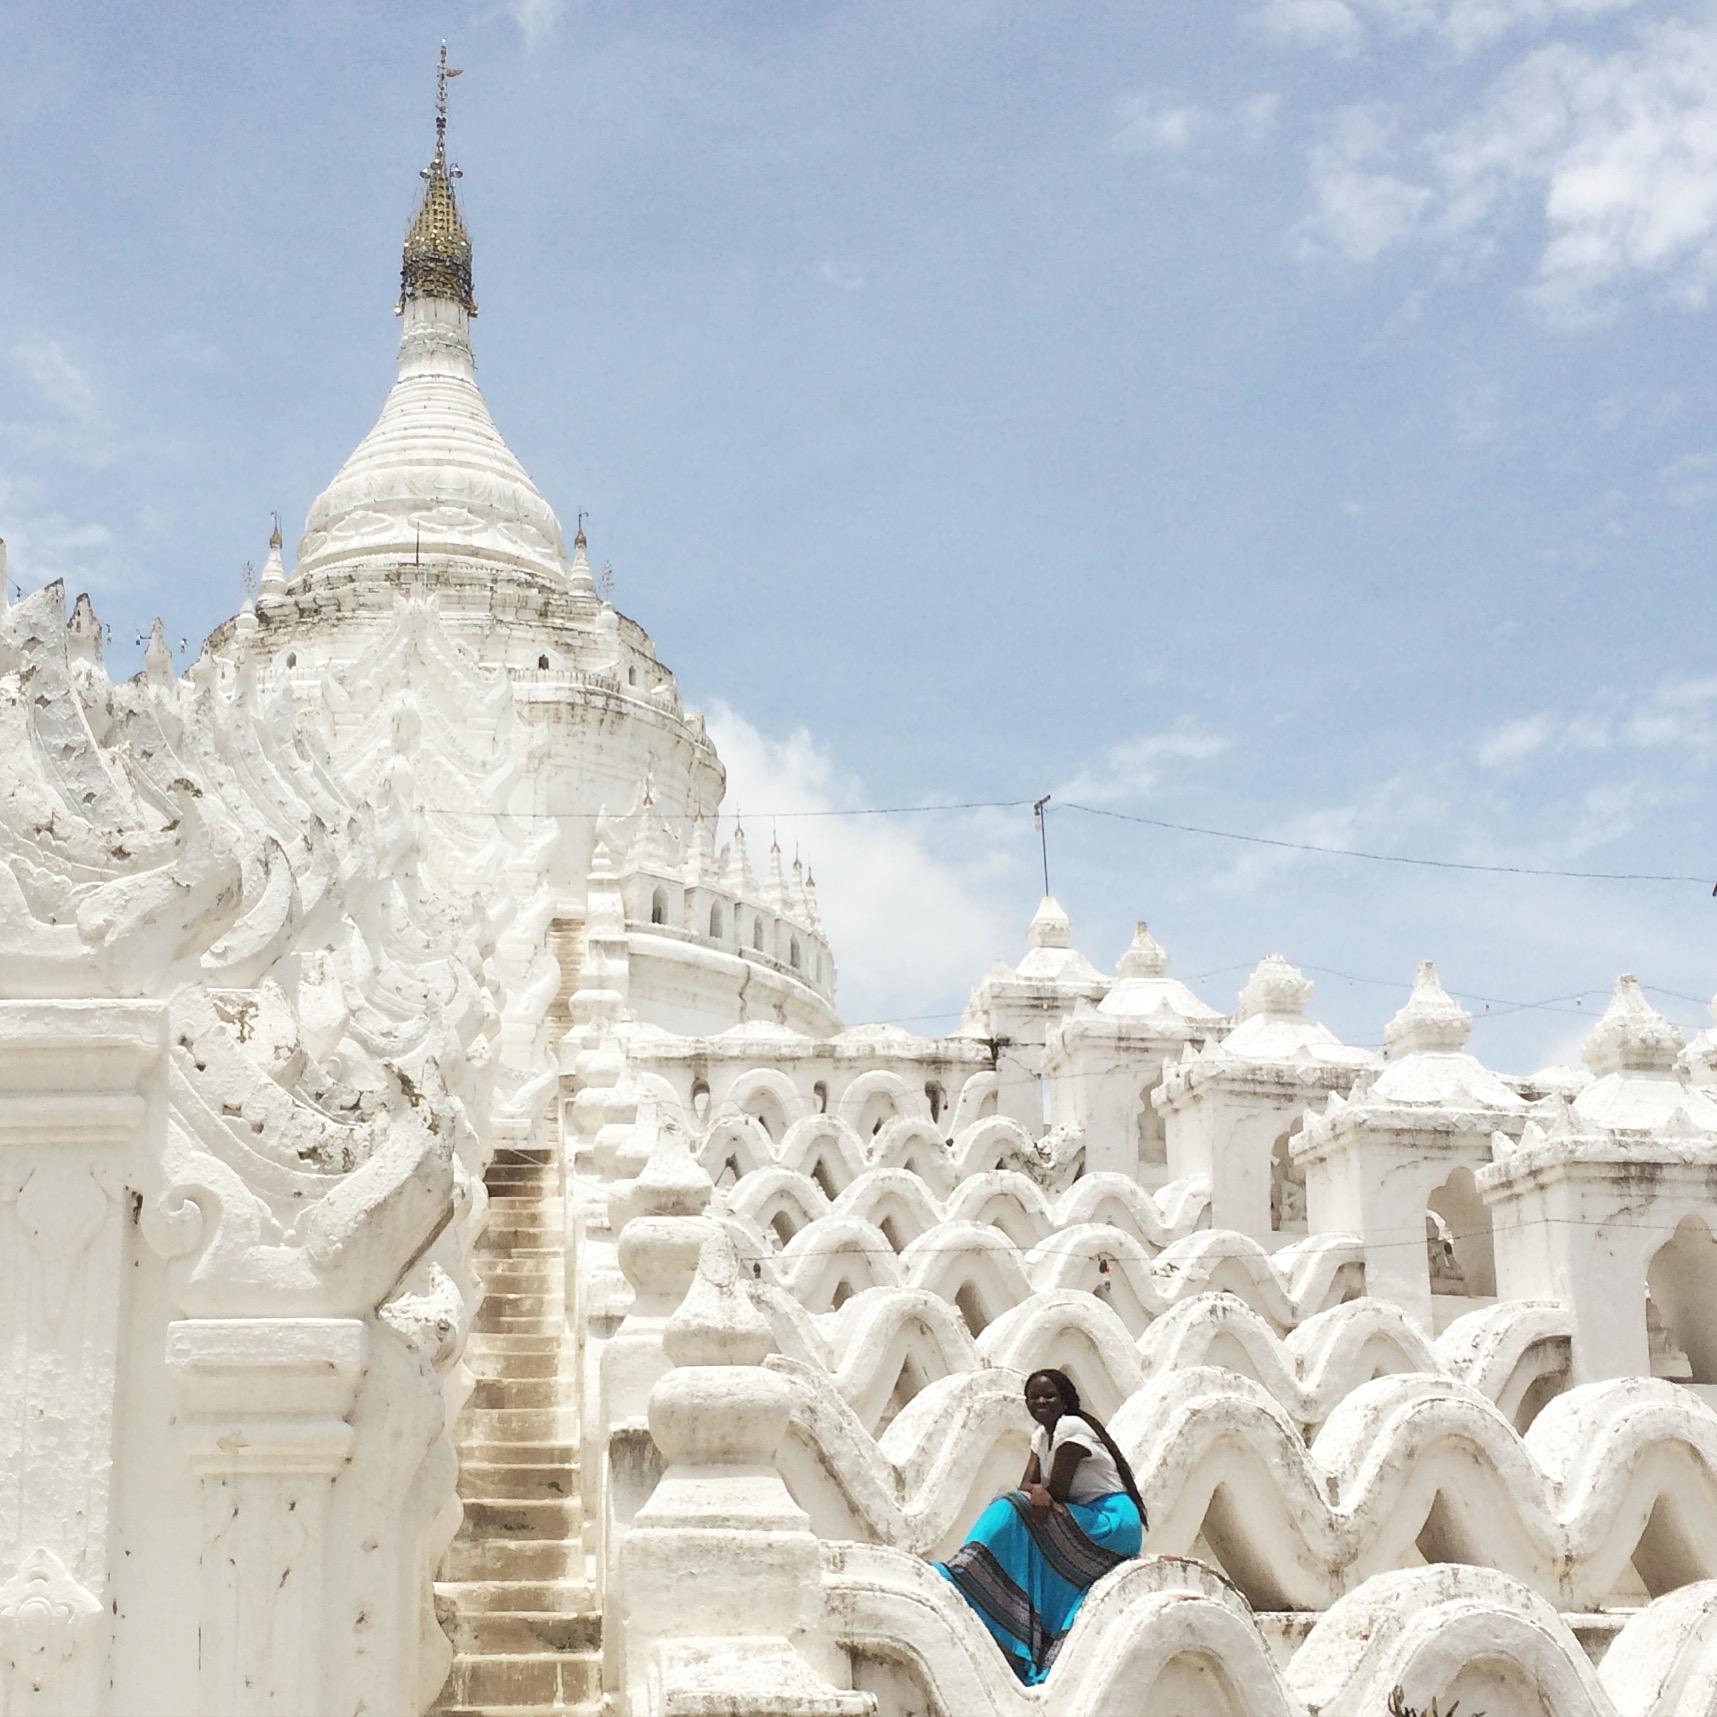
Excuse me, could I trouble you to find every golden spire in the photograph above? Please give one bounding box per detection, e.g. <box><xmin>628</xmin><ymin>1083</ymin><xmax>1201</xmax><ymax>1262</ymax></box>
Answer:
<box><xmin>398</xmin><ymin>42</ymin><xmax>477</xmax><ymax>316</ymax></box>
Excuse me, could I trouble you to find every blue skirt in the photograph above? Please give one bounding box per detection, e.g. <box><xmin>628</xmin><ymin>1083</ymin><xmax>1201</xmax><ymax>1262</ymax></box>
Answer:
<box><xmin>933</xmin><ymin>1491</ymin><xmax>1143</xmax><ymax>1684</ymax></box>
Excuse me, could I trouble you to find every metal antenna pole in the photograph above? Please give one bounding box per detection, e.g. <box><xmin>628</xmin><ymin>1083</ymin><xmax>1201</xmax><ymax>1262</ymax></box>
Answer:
<box><xmin>1033</xmin><ymin>795</ymin><xmax>1052</xmax><ymax>896</ymax></box>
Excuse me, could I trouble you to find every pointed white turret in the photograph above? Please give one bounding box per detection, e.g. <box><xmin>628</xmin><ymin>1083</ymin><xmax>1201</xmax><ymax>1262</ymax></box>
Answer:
<box><xmin>1385</xmin><ymin>960</ymin><xmax>1471</xmax><ymax>1057</ymax></box>
<box><xmin>722</xmin><ymin>824</ymin><xmax>756</xmax><ymax>897</ymax></box>
<box><xmin>763</xmin><ymin>834</ymin><xmax>788</xmax><ymax>911</ymax></box>
<box><xmin>1097</xmin><ymin>921</ymin><xmax>1222</xmax><ymax>1027</ymax></box>
<box><xmin>258</xmin><ymin>514</ymin><xmax>287</xmax><ymax>599</ymax></box>
<box><xmin>684</xmin><ymin>810</ymin><xmax>716</xmax><ymax>887</ymax></box>
<box><xmin>567</xmin><ymin>520</ymin><xmax>598</xmax><ymax>598</ymax></box>
<box><xmin>1016</xmin><ymin>896</ymin><xmax>1104</xmax><ymax>986</ymax></box>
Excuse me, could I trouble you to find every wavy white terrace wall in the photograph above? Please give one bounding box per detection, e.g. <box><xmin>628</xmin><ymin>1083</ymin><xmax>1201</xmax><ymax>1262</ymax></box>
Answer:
<box><xmin>617</xmin><ymin>1233</ymin><xmax>1717</xmax><ymax>1717</ymax></box>
<box><xmin>581</xmin><ymin>960</ymin><xmax>1717</xmax><ymax>1715</ymax></box>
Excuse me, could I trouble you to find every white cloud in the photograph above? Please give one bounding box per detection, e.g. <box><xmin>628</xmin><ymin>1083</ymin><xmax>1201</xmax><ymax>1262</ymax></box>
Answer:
<box><xmin>1475</xmin><ymin>677</ymin><xmax>1717</xmax><ymax>773</ymax></box>
<box><xmin>817</xmin><ymin>260</ymin><xmax>866</xmax><ymax>292</ymax></box>
<box><xmin>1659</xmin><ymin>449</ymin><xmax>1717</xmax><ymax>508</ymax></box>
<box><xmin>1251</xmin><ymin>0</ymin><xmax>1366</xmax><ymax>55</ymax></box>
<box><xmin>1111</xmin><ymin>93</ymin><xmax>1210</xmax><ymax>155</ymax></box>
<box><xmin>1297</xmin><ymin>23</ymin><xmax>1717</xmax><ymax>322</ymax></box>
<box><xmin>1298</xmin><ymin>107</ymin><xmax>1434</xmax><ymax>261</ymax></box>
<box><xmin>508</xmin><ymin>0</ymin><xmax>567</xmax><ymax>48</ymax></box>
<box><xmin>0</xmin><ymin>474</ymin><xmax>121</xmax><ymax>596</ymax></box>
<box><xmin>1451</xmin><ymin>378</ymin><xmax>1512</xmax><ymax>446</ymax></box>
<box><xmin>1055</xmin><ymin>726</ymin><xmax>1231</xmax><ymax>807</ymax></box>
<box><xmin>2</xmin><ymin>336</ymin><xmax>121</xmax><ymax>469</ymax></box>
<box><xmin>703</xmin><ymin>702</ymin><xmax>1021</xmax><ymax>1023</ymax></box>
<box><xmin>1252</xmin><ymin>0</ymin><xmax>1646</xmax><ymax>57</ymax></box>
<box><xmin>1209</xmin><ymin>773</ymin><xmax>1451</xmax><ymax>894</ymax></box>
<box><xmin>1109</xmin><ymin>89</ymin><xmax>1281</xmax><ymax>157</ymax></box>
<box><xmin>11</xmin><ymin>338</ymin><xmax>97</xmax><ymax>419</ymax></box>
<box><xmin>1478</xmin><ymin>712</ymin><xmax>1555</xmax><ymax>767</ymax></box>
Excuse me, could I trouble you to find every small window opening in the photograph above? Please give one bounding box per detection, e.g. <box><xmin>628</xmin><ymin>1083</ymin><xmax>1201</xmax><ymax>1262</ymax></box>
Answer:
<box><xmin>537</xmin><ymin>653</ymin><xmax>550</xmax><ymax>670</ymax></box>
<box><xmin>650</xmin><ymin>886</ymin><xmax>669</xmax><ymax>926</ymax></box>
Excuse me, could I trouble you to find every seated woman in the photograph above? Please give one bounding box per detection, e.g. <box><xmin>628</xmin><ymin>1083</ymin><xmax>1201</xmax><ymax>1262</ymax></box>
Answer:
<box><xmin>933</xmin><ymin>1368</ymin><xmax>1146</xmax><ymax>1684</ymax></box>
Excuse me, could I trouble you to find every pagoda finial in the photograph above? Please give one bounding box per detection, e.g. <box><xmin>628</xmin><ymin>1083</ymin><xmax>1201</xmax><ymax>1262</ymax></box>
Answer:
<box><xmin>398</xmin><ymin>43</ymin><xmax>476</xmax><ymax>317</ymax></box>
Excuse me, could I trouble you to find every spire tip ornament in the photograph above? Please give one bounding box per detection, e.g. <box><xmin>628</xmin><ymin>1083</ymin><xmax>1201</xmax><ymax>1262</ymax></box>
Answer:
<box><xmin>398</xmin><ymin>42</ymin><xmax>476</xmax><ymax>317</ymax></box>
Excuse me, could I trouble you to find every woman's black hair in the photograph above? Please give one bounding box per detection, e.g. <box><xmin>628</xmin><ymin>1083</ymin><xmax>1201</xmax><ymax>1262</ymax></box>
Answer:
<box><xmin>1025</xmin><ymin>1368</ymin><xmax>1147</xmax><ymax>1528</ymax></box>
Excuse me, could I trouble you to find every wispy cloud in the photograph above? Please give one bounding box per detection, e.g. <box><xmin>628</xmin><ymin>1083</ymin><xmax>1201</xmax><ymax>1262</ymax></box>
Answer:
<box><xmin>1250</xmin><ymin>0</ymin><xmax>1367</xmax><ymax>56</ymax></box>
<box><xmin>1476</xmin><ymin>676</ymin><xmax>1717</xmax><ymax>771</ymax></box>
<box><xmin>703</xmin><ymin>701</ymin><xmax>1021</xmax><ymax>1022</ymax></box>
<box><xmin>1207</xmin><ymin>772</ymin><xmax>1452</xmax><ymax>894</ymax></box>
<box><xmin>1251</xmin><ymin>0</ymin><xmax>1648</xmax><ymax>59</ymax></box>
<box><xmin>3</xmin><ymin>336</ymin><xmax>121</xmax><ymax>468</ymax></box>
<box><xmin>0</xmin><ymin>474</ymin><xmax>121</xmax><ymax>596</ymax></box>
<box><xmin>817</xmin><ymin>260</ymin><xmax>866</xmax><ymax>292</ymax></box>
<box><xmin>1109</xmin><ymin>89</ymin><xmax>1280</xmax><ymax>157</ymax></box>
<box><xmin>1657</xmin><ymin>448</ymin><xmax>1717</xmax><ymax>509</ymax></box>
<box><xmin>507</xmin><ymin>0</ymin><xmax>568</xmax><ymax>49</ymax></box>
<box><xmin>12</xmin><ymin>338</ymin><xmax>98</xmax><ymax>419</ymax></box>
<box><xmin>1056</xmin><ymin>726</ymin><xmax>1231</xmax><ymax>806</ymax></box>
<box><xmin>1295</xmin><ymin>22</ymin><xmax>1717</xmax><ymax>324</ymax></box>
<box><xmin>1477</xmin><ymin>712</ymin><xmax>1556</xmax><ymax>768</ymax></box>
<box><xmin>1297</xmin><ymin>106</ymin><xmax>1433</xmax><ymax>262</ymax></box>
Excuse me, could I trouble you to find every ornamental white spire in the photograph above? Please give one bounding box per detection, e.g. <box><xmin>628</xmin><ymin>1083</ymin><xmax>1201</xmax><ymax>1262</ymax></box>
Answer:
<box><xmin>293</xmin><ymin>47</ymin><xmax>573</xmax><ymax>592</ymax></box>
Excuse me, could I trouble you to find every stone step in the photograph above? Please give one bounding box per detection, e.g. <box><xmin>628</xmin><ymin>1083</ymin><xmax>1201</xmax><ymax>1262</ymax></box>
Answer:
<box><xmin>436</xmin><ymin>1577</ymin><xmax>594</xmax><ymax>1614</ymax></box>
<box><xmin>439</xmin><ymin>1608</ymin><xmax>601</xmax><ymax>1655</ymax></box>
<box><xmin>437</xmin><ymin>1706</ymin><xmax>599</xmax><ymax>1717</ymax></box>
<box><xmin>486</xmin><ymin>1197</ymin><xmax>563</xmax><ymax>1217</ymax></box>
<box><xmin>480</xmin><ymin>1218</ymin><xmax>561</xmax><ymax>1239</ymax></box>
<box><xmin>459</xmin><ymin>1406</ymin><xmax>578</xmax><ymax>1442</ymax></box>
<box><xmin>477</xmin><ymin>1291</ymin><xmax>563</xmax><ymax>1311</ymax></box>
<box><xmin>459</xmin><ymin>1497</ymin><xmax>581</xmax><ymax>1541</ymax></box>
<box><xmin>441</xmin><ymin>1650</ymin><xmax>600</xmax><ymax>1708</ymax></box>
<box><xmin>492</xmin><ymin>1145</ymin><xmax>557</xmax><ymax>1165</ymax></box>
<box><xmin>478</xmin><ymin>1260</ymin><xmax>563</xmax><ymax>1286</ymax></box>
<box><xmin>458</xmin><ymin>1461</ymin><xmax>578</xmax><ymax>1501</ymax></box>
<box><xmin>474</xmin><ymin>1315</ymin><xmax>566</xmax><ymax>1338</ymax></box>
<box><xmin>457</xmin><ymin>1436</ymin><xmax>577</xmax><ymax>1464</ymax></box>
<box><xmin>463</xmin><ymin>1339</ymin><xmax>563</xmax><ymax>1366</ymax></box>
<box><xmin>477</xmin><ymin>1284</ymin><xmax>563</xmax><ymax>1304</ymax></box>
<box><xmin>469</xmin><ymin>1376</ymin><xmax>563</xmax><ymax>1410</ymax></box>
<box><xmin>474</xmin><ymin>1318</ymin><xmax>566</xmax><ymax>1341</ymax></box>
<box><xmin>477</xmin><ymin>1236</ymin><xmax>556</xmax><ymax>1263</ymax></box>
<box><xmin>443</xmin><ymin>1535</ymin><xmax>580</xmax><ymax>1581</ymax></box>
<box><xmin>466</xmin><ymin>1347</ymin><xmax>564</xmax><ymax>1382</ymax></box>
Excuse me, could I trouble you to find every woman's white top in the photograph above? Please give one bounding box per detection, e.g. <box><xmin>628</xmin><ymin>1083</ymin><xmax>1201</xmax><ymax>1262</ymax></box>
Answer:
<box><xmin>1030</xmin><ymin>1413</ymin><xmax>1125</xmax><ymax>1502</ymax></box>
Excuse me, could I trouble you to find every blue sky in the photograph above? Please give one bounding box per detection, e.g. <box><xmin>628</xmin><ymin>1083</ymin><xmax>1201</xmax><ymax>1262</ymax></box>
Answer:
<box><xmin>6</xmin><ymin>0</ymin><xmax>1717</xmax><ymax>1065</ymax></box>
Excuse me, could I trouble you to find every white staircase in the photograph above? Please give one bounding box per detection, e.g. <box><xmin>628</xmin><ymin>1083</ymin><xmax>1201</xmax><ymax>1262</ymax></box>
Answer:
<box><xmin>434</xmin><ymin>1142</ymin><xmax>601</xmax><ymax>1717</ymax></box>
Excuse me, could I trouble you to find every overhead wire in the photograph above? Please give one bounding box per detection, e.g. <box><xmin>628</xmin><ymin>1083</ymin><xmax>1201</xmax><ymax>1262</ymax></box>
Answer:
<box><xmin>1055</xmin><ymin>799</ymin><xmax>1713</xmax><ymax>887</ymax></box>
